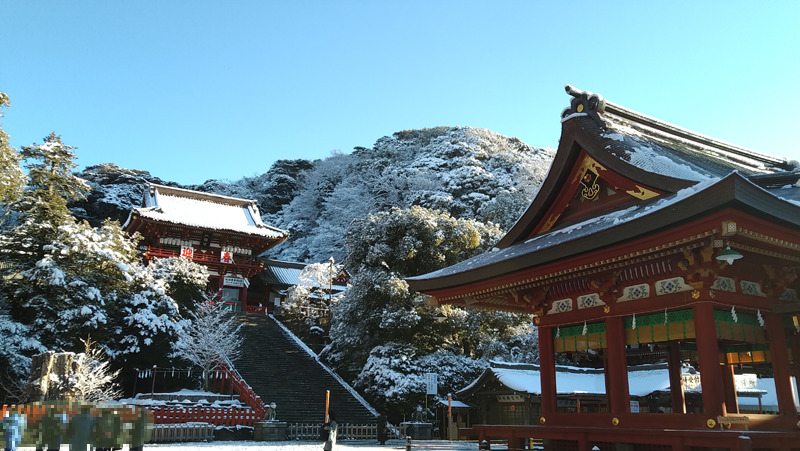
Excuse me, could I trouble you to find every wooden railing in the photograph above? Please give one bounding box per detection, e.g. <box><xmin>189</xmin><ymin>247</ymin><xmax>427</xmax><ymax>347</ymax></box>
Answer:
<box><xmin>149</xmin><ymin>405</ymin><xmax>261</xmax><ymax>426</ymax></box>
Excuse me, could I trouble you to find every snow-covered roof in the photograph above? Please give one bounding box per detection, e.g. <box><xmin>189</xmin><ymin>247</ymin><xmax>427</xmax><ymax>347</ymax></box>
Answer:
<box><xmin>438</xmin><ymin>399</ymin><xmax>471</xmax><ymax>408</ymax></box>
<box><xmin>128</xmin><ymin>184</ymin><xmax>287</xmax><ymax>239</ymax></box>
<box><xmin>562</xmin><ymin>84</ymin><xmax>795</xmax><ymax>178</ymax></box>
<box><xmin>258</xmin><ymin>259</ymin><xmax>348</xmax><ymax>291</ymax></box>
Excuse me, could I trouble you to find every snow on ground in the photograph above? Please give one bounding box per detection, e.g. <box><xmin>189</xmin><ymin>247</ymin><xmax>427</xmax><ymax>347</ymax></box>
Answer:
<box><xmin>18</xmin><ymin>439</ymin><xmax>501</xmax><ymax>450</ymax></box>
<box><xmin>148</xmin><ymin>439</ymin><xmax>495</xmax><ymax>450</ymax></box>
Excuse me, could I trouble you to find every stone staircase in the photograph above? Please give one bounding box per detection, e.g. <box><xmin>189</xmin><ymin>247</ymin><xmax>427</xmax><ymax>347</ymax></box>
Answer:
<box><xmin>232</xmin><ymin>314</ymin><xmax>377</xmax><ymax>425</ymax></box>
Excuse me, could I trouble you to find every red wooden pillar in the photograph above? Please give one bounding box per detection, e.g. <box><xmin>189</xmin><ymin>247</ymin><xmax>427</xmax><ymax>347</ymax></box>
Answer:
<box><xmin>792</xmin><ymin>336</ymin><xmax>800</xmax><ymax>401</ymax></box>
<box><xmin>765</xmin><ymin>312</ymin><xmax>798</xmax><ymax>416</ymax></box>
<box><xmin>538</xmin><ymin>325</ymin><xmax>557</xmax><ymax>415</ymax></box>
<box><xmin>721</xmin><ymin>364</ymin><xmax>739</xmax><ymax>414</ymax></box>
<box><xmin>667</xmin><ymin>341</ymin><xmax>686</xmax><ymax>414</ymax></box>
<box><xmin>693</xmin><ymin>303</ymin><xmax>725</xmax><ymax>417</ymax></box>
<box><xmin>604</xmin><ymin>316</ymin><xmax>630</xmax><ymax>415</ymax></box>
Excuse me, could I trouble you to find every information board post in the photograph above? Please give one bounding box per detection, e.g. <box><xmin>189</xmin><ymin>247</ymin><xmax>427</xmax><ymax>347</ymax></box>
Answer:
<box><xmin>424</xmin><ymin>373</ymin><xmax>437</xmax><ymax>422</ymax></box>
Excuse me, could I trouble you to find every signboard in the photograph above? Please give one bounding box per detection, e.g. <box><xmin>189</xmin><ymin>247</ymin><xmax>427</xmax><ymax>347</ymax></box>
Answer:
<box><xmin>734</xmin><ymin>373</ymin><xmax>758</xmax><ymax>390</ymax></box>
<box><xmin>180</xmin><ymin>246</ymin><xmax>194</xmax><ymax>259</ymax></box>
<box><xmin>224</xmin><ymin>277</ymin><xmax>245</xmax><ymax>287</ymax></box>
<box><xmin>220</xmin><ymin>251</ymin><xmax>234</xmax><ymax>264</ymax></box>
<box><xmin>717</xmin><ymin>416</ymin><xmax>750</xmax><ymax>425</ymax></box>
<box><xmin>425</xmin><ymin>373</ymin><xmax>437</xmax><ymax>395</ymax></box>
<box><xmin>630</xmin><ymin>400</ymin><xmax>640</xmax><ymax>413</ymax></box>
<box><xmin>682</xmin><ymin>372</ymin><xmax>702</xmax><ymax>391</ymax></box>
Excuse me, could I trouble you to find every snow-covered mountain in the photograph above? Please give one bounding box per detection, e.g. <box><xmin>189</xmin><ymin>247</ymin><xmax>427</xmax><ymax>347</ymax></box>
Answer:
<box><xmin>72</xmin><ymin>127</ymin><xmax>555</xmax><ymax>262</ymax></box>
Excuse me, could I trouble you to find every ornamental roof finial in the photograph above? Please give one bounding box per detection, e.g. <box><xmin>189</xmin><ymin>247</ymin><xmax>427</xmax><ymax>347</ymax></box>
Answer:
<box><xmin>562</xmin><ymin>84</ymin><xmax>606</xmax><ymax>127</ymax></box>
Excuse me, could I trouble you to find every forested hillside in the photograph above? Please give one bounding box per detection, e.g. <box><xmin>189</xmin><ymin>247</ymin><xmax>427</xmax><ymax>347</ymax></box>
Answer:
<box><xmin>73</xmin><ymin>126</ymin><xmax>555</xmax><ymax>263</ymax></box>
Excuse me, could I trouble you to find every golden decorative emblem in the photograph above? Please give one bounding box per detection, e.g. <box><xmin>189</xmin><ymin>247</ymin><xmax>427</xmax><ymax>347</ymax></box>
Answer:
<box><xmin>707</xmin><ymin>419</ymin><xmax>716</xmax><ymax>429</ymax></box>
<box><xmin>577</xmin><ymin>104</ymin><xmax>584</xmax><ymax>113</ymax></box>
<box><xmin>580</xmin><ymin>168</ymin><xmax>601</xmax><ymax>200</ymax></box>
<box><xmin>603</xmin><ymin>305</ymin><xmax>611</xmax><ymax>314</ymax></box>
<box><xmin>692</xmin><ymin>290</ymin><xmax>701</xmax><ymax>300</ymax></box>
<box><xmin>612</xmin><ymin>418</ymin><xmax>619</xmax><ymax>426</ymax></box>
<box><xmin>539</xmin><ymin>417</ymin><xmax>546</xmax><ymax>424</ymax></box>
<box><xmin>534</xmin><ymin>317</ymin><xmax>541</xmax><ymax>325</ymax></box>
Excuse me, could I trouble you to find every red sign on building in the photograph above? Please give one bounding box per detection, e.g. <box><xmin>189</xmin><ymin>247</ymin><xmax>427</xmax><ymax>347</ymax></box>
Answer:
<box><xmin>180</xmin><ymin>246</ymin><xmax>194</xmax><ymax>259</ymax></box>
<box><xmin>220</xmin><ymin>251</ymin><xmax>234</xmax><ymax>264</ymax></box>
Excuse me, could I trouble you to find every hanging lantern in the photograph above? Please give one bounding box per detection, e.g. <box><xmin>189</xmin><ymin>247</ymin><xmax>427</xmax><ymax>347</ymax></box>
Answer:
<box><xmin>716</xmin><ymin>246</ymin><xmax>743</xmax><ymax>265</ymax></box>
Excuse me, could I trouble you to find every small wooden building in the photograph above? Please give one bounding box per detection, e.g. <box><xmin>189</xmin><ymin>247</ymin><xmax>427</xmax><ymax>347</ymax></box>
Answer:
<box><xmin>124</xmin><ymin>183</ymin><xmax>288</xmax><ymax>311</ymax></box>
<box><xmin>407</xmin><ymin>86</ymin><xmax>800</xmax><ymax>450</ymax></box>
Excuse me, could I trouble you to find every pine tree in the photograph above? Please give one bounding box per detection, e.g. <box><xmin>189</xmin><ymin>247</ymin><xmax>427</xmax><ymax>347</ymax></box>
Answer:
<box><xmin>0</xmin><ymin>92</ymin><xmax>26</xmax><ymax>225</ymax></box>
<box><xmin>0</xmin><ymin>133</ymin><xmax>91</xmax><ymax>340</ymax></box>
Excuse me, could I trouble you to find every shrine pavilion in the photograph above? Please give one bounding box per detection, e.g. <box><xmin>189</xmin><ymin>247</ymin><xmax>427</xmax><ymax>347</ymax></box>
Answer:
<box><xmin>406</xmin><ymin>86</ymin><xmax>800</xmax><ymax>450</ymax></box>
<box><xmin>124</xmin><ymin>183</ymin><xmax>288</xmax><ymax>311</ymax></box>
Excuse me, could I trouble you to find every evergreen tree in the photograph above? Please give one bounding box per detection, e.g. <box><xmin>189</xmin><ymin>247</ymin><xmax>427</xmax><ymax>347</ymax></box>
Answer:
<box><xmin>0</xmin><ymin>92</ymin><xmax>26</xmax><ymax>225</ymax></box>
<box><xmin>322</xmin><ymin>207</ymin><xmax>538</xmax><ymax>412</ymax></box>
<box><xmin>10</xmin><ymin>219</ymin><xmax>137</xmax><ymax>350</ymax></box>
<box><xmin>1</xmin><ymin>133</ymin><xmax>91</xmax><ymax>335</ymax></box>
<box><xmin>145</xmin><ymin>257</ymin><xmax>209</xmax><ymax>316</ymax></box>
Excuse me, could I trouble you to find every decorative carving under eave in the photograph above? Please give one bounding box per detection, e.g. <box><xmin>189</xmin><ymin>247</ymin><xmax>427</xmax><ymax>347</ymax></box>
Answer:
<box><xmin>562</xmin><ymin>85</ymin><xmax>606</xmax><ymax>127</ymax></box>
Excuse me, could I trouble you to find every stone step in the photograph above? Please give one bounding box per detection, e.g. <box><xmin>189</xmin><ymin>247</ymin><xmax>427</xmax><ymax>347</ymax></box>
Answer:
<box><xmin>232</xmin><ymin>314</ymin><xmax>376</xmax><ymax>425</ymax></box>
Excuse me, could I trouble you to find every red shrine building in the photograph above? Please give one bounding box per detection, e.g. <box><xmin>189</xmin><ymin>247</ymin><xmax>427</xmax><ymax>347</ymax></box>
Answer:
<box><xmin>407</xmin><ymin>86</ymin><xmax>800</xmax><ymax>450</ymax></box>
<box><xmin>124</xmin><ymin>183</ymin><xmax>288</xmax><ymax>310</ymax></box>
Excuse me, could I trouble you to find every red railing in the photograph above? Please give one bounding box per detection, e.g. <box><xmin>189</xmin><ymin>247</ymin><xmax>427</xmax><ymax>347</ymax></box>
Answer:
<box><xmin>149</xmin><ymin>405</ymin><xmax>262</xmax><ymax>426</ymax></box>
<box><xmin>144</xmin><ymin>247</ymin><xmax>263</xmax><ymax>271</ymax></box>
<box><xmin>242</xmin><ymin>305</ymin><xmax>267</xmax><ymax>315</ymax></box>
<box><xmin>212</xmin><ymin>358</ymin><xmax>268</xmax><ymax>420</ymax></box>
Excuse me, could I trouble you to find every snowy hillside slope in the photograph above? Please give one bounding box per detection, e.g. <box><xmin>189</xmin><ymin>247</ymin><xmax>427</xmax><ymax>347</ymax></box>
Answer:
<box><xmin>71</xmin><ymin>127</ymin><xmax>555</xmax><ymax>262</ymax></box>
<box><xmin>70</xmin><ymin>163</ymin><xmax>177</xmax><ymax>226</ymax></box>
<box><xmin>269</xmin><ymin>126</ymin><xmax>554</xmax><ymax>262</ymax></box>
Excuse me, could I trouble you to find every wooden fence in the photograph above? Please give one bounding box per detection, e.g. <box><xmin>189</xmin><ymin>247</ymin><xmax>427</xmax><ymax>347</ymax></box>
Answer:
<box><xmin>149</xmin><ymin>406</ymin><xmax>261</xmax><ymax>426</ymax></box>
<box><xmin>150</xmin><ymin>423</ymin><xmax>215</xmax><ymax>442</ymax></box>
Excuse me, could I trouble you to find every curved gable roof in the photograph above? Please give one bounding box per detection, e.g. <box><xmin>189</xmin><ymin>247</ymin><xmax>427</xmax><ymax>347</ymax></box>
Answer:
<box><xmin>497</xmin><ymin>86</ymin><xmax>796</xmax><ymax>248</ymax></box>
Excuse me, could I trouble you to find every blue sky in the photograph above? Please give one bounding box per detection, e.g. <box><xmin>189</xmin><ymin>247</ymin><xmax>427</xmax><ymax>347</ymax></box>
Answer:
<box><xmin>1</xmin><ymin>1</ymin><xmax>798</xmax><ymax>185</ymax></box>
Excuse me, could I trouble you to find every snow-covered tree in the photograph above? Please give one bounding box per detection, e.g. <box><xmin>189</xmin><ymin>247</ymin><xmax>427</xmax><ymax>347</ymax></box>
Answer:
<box><xmin>282</xmin><ymin>258</ymin><xmax>343</xmax><ymax>344</ymax></box>
<box><xmin>355</xmin><ymin>343</ymin><xmax>487</xmax><ymax>415</ymax></box>
<box><xmin>145</xmin><ymin>257</ymin><xmax>209</xmax><ymax>315</ymax></box>
<box><xmin>173</xmin><ymin>293</ymin><xmax>243</xmax><ymax>391</ymax></box>
<box><xmin>321</xmin><ymin>206</ymin><xmax>538</xmax><ymax>412</ymax></box>
<box><xmin>72</xmin><ymin>337</ymin><xmax>122</xmax><ymax>402</ymax></box>
<box><xmin>6</xmin><ymin>219</ymin><xmax>138</xmax><ymax>351</ymax></box>
<box><xmin>1</xmin><ymin>133</ymin><xmax>91</xmax><ymax>329</ymax></box>
<box><xmin>322</xmin><ymin>207</ymin><xmax>496</xmax><ymax>371</ymax></box>
<box><xmin>0</xmin><ymin>92</ymin><xmax>26</xmax><ymax>225</ymax></box>
<box><xmin>265</xmin><ymin>127</ymin><xmax>553</xmax><ymax>262</ymax></box>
